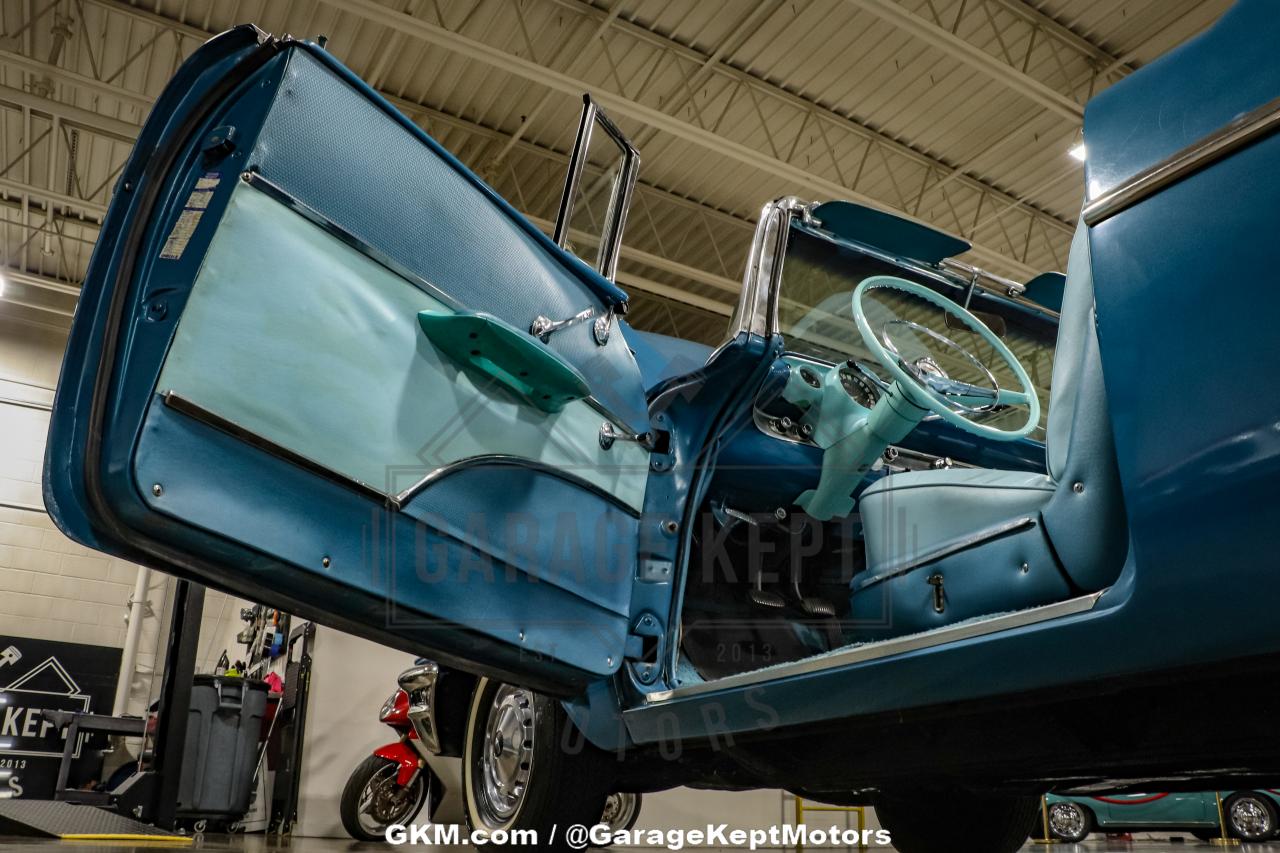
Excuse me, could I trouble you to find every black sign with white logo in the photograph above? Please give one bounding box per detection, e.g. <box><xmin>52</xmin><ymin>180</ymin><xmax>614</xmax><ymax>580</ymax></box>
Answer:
<box><xmin>0</xmin><ymin>636</ymin><xmax>122</xmax><ymax>798</ymax></box>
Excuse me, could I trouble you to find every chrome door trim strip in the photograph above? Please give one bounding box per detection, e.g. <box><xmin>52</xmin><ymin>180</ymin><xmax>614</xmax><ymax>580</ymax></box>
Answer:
<box><xmin>636</xmin><ymin>590</ymin><xmax>1105</xmax><ymax>705</ymax></box>
<box><xmin>244</xmin><ymin>171</ymin><xmax>645</xmax><ymax>437</ymax></box>
<box><xmin>851</xmin><ymin>516</ymin><xmax>1038</xmax><ymax>590</ymax></box>
<box><xmin>162</xmin><ymin>390</ymin><xmax>391</xmax><ymax>504</ymax></box>
<box><xmin>392</xmin><ymin>454</ymin><xmax>644</xmax><ymax>518</ymax></box>
<box><xmin>163</xmin><ymin>392</ymin><xmax>643</xmax><ymax>517</ymax></box>
<box><xmin>240</xmin><ymin>171</ymin><xmax>464</xmax><ymax>311</ymax></box>
<box><xmin>1083</xmin><ymin>94</ymin><xmax>1280</xmax><ymax>226</ymax></box>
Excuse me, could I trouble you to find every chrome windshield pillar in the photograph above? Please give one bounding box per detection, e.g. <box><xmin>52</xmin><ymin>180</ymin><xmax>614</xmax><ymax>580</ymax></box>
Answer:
<box><xmin>724</xmin><ymin>196</ymin><xmax>813</xmax><ymax>345</ymax></box>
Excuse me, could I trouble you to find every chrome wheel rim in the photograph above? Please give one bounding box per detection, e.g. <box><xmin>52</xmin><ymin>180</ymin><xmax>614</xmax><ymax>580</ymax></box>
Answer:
<box><xmin>478</xmin><ymin>684</ymin><xmax>536</xmax><ymax>824</ymax></box>
<box><xmin>1049</xmin><ymin>803</ymin><xmax>1085</xmax><ymax>840</ymax></box>
<box><xmin>1230</xmin><ymin>797</ymin><xmax>1273</xmax><ymax>840</ymax></box>
<box><xmin>601</xmin><ymin>792</ymin><xmax>639</xmax><ymax>831</ymax></box>
<box><xmin>357</xmin><ymin>763</ymin><xmax>424</xmax><ymax>835</ymax></box>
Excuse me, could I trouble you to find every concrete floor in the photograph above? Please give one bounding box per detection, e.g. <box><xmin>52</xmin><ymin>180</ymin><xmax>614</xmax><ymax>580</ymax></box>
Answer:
<box><xmin>1</xmin><ymin>834</ymin><xmax>1279</xmax><ymax>852</ymax></box>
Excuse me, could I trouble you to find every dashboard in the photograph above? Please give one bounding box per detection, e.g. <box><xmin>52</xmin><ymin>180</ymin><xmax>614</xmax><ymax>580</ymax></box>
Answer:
<box><xmin>709</xmin><ymin>354</ymin><xmax>1048</xmax><ymax>517</ymax></box>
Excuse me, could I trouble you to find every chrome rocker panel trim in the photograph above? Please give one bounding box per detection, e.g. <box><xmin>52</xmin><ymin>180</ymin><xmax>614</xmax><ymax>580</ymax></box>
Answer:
<box><xmin>638</xmin><ymin>590</ymin><xmax>1106</xmax><ymax>705</ymax></box>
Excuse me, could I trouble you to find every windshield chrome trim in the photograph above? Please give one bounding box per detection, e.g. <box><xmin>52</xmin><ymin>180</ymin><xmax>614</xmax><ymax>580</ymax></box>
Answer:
<box><xmin>636</xmin><ymin>589</ymin><xmax>1105</xmax><ymax>706</ymax></box>
<box><xmin>1083</xmin><ymin>93</ymin><xmax>1280</xmax><ymax>226</ymax></box>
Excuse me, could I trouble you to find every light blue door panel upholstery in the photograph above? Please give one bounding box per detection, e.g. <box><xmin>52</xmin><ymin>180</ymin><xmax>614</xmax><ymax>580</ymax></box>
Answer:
<box><xmin>133</xmin><ymin>401</ymin><xmax>627</xmax><ymax>678</ymax></box>
<box><xmin>246</xmin><ymin>50</ymin><xmax>648</xmax><ymax>430</ymax></box>
<box><xmin>156</xmin><ymin>183</ymin><xmax>649</xmax><ymax>513</ymax></box>
<box><xmin>399</xmin><ymin>465</ymin><xmax>635</xmax><ymax>617</ymax></box>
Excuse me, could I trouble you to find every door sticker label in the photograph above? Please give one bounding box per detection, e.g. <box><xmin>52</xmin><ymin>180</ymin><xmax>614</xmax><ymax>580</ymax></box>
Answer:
<box><xmin>159</xmin><ymin>172</ymin><xmax>221</xmax><ymax>260</ymax></box>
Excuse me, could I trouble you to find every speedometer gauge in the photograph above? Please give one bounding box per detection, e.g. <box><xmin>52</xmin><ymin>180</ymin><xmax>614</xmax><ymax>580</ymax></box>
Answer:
<box><xmin>838</xmin><ymin>364</ymin><xmax>881</xmax><ymax>409</ymax></box>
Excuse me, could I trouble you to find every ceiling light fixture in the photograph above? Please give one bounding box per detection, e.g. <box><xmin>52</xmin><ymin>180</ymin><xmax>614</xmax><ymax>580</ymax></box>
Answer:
<box><xmin>1068</xmin><ymin>142</ymin><xmax>1087</xmax><ymax>162</ymax></box>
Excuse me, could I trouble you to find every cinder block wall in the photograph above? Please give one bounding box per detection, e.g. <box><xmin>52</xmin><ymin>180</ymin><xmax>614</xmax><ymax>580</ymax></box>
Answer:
<box><xmin>0</xmin><ymin>316</ymin><xmax>169</xmax><ymax>715</ymax></box>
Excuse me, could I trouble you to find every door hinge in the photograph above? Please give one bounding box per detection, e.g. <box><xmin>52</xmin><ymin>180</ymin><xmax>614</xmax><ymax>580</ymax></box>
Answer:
<box><xmin>624</xmin><ymin>613</ymin><xmax>664</xmax><ymax>685</ymax></box>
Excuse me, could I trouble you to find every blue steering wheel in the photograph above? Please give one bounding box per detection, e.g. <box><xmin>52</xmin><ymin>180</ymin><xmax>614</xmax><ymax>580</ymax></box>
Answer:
<box><xmin>851</xmin><ymin>275</ymin><xmax>1040</xmax><ymax>441</ymax></box>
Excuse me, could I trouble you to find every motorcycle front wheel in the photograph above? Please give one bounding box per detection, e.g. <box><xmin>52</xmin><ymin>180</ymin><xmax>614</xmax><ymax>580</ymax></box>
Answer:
<box><xmin>340</xmin><ymin>754</ymin><xmax>429</xmax><ymax>841</ymax></box>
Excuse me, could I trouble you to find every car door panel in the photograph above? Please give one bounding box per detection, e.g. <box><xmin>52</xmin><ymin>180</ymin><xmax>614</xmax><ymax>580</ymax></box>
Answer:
<box><xmin>245</xmin><ymin>48</ymin><xmax>647</xmax><ymax>430</ymax></box>
<box><xmin>44</xmin><ymin>27</ymin><xmax>650</xmax><ymax>694</ymax></box>
<box><xmin>153</xmin><ymin>181</ymin><xmax>647</xmax><ymax>510</ymax></box>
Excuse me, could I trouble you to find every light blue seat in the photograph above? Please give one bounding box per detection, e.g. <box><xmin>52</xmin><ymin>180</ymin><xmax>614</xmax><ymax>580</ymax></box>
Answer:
<box><xmin>850</xmin><ymin>222</ymin><xmax>1128</xmax><ymax>636</ymax></box>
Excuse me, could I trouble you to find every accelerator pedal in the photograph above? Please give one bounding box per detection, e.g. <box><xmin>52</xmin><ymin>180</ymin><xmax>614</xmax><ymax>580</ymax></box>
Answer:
<box><xmin>0</xmin><ymin>800</ymin><xmax>191</xmax><ymax>843</ymax></box>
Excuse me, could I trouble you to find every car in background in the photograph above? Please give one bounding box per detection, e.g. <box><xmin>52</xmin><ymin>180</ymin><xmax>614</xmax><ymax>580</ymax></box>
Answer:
<box><xmin>1045</xmin><ymin>791</ymin><xmax>1280</xmax><ymax>843</ymax></box>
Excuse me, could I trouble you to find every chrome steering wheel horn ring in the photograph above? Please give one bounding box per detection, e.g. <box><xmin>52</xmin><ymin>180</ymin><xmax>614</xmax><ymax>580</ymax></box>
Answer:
<box><xmin>879</xmin><ymin>318</ymin><xmax>1002</xmax><ymax>417</ymax></box>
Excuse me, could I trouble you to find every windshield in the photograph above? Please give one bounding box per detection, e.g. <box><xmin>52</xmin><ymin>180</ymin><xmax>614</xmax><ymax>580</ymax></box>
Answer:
<box><xmin>778</xmin><ymin>227</ymin><xmax>1056</xmax><ymax>440</ymax></box>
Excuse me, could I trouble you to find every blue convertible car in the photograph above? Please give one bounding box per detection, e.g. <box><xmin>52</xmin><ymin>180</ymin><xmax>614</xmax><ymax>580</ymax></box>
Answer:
<box><xmin>42</xmin><ymin>3</ymin><xmax>1280</xmax><ymax>851</ymax></box>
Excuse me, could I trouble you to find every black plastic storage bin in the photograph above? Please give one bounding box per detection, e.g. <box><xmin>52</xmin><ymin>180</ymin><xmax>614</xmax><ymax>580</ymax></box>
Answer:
<box><xmin>176</xmin><ymin>676</ymin><xmax>268</xmax><ymax>820</ymax></box>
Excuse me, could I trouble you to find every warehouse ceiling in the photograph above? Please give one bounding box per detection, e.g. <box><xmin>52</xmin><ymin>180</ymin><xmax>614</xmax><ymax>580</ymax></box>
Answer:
<box><xmin>0</xmin><ymin>0</ymin><xmax>1232</xmax><ymax>343</ymax></box>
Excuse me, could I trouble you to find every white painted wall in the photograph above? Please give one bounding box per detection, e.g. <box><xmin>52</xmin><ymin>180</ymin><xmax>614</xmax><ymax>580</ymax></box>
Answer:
<box><xmin>0</xmin><ymin>316</ymin><xmax>170</xmax><ymax>716</ymax></box>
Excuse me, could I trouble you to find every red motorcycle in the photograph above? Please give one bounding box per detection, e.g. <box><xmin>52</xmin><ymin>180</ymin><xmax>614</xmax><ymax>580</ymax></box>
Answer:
<box><xmin>340</xmin><ymin>661</ymin><xmax>444</xmax><ymax>840</ymax></box>
<box><xmin>341</xmin><ymin>661</ymin><xmax>642</xmax><ymax>842</ymax></box>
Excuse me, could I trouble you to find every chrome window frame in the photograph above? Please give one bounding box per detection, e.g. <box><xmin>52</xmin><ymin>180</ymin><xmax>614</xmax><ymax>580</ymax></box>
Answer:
<box><xmin>553</xmin><ymin>94</ymin><xmax>641</xmax><ymax>284</ymax></box>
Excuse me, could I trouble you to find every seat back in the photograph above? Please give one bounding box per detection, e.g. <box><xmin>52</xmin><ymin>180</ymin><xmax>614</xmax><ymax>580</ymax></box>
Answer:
<box><xmin>1039</xmin><ymin>222</ymin><xmax>1129</xmax><ymax>591</ymax></box>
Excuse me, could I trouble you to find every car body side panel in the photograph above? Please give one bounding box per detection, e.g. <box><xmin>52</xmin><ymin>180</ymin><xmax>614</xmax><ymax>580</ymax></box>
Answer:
<box><xmin>1084</xmin><ymin>0</ymin><xmax>1280</xmax><ymax>198</ymax></box>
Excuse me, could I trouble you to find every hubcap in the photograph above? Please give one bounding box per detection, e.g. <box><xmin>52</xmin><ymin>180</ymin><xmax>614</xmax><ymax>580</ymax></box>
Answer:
<box><xmin>1230</xmin><ymin>797</ymin><xmax>1273</xmax><ymax>840</ymax></box>
<box><xmin>600</xmin><ymin>792</ymin><xmax>639</xmax><ymax>831</ymax></box>
<box><xmin>357</xmin><ymin>763</ymin><xmax>424</xmax><ymax>835</ymax></box>
<box><xmin>478</xmin><ymin>684</ymin><xmax>536</xmax><ymax>824</ymax></box>
<box><xmin>1049</xmin><ymin>803</ymin><xmax>1085</xmax><ymax>839</ymax></box>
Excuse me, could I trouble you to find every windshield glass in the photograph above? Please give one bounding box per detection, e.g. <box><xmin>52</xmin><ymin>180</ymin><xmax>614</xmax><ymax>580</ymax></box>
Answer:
<box><xmin>778</xmin><ymin>227</ymin><xmax>1056</xmax><ymax>440</ymax></box>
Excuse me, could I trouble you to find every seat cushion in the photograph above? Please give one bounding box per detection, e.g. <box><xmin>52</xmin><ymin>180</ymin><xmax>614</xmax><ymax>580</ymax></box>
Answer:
<box><xmin>858</xmin><ymin>467</ymin><xmax>1056</xmax><ymax>577</ymax></box>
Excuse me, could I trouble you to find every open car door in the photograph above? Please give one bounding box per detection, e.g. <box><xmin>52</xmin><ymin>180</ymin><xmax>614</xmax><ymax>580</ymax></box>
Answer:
<box><xmin>44</xmin><ymin>26</ymin><xmax>652</xmax><ymax>694</ymax></box>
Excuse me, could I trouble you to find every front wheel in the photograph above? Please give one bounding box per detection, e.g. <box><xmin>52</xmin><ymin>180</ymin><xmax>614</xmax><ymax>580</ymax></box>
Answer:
<box><xmin>340</xmin><ymin>754</ymin><xmax>428</xmax><ymax>841</ymax></box>
<box><xmin>1225</xmin><ymin>792</ymin><xmax>1277</xmax><ymax>841</ymax></box>
<box><xmin>462</xmin><ymin>678</ymin><xmax>611</xmax><ymax>850</ymax></box>
<box><xmin>1046</xmin><ymin>800</ymin><xmax>1093</xmax><ymax>843</ymax></box>
<box><xmin>875</xmin><ymin>791</ymin><xmax>1040</xmax><ymax>853</ymax></box>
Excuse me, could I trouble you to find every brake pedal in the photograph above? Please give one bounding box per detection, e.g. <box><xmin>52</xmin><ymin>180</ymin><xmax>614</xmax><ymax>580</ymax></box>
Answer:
<box><xmin>748</xmin><ymin>588</ymin><xmax>786</xmax><ymax>609</ymax></box>
<box><xmin>799</xmin><ymin>597</ymin><xmax>836</xmax><ymax>617</ymax></box>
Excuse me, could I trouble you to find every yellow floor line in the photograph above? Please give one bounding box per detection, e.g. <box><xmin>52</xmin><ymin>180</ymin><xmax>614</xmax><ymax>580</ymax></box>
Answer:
<box><xmin>60</xmin><ymin>833</ymin><xmax>193</xmax><ymax>843</ymax></box>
